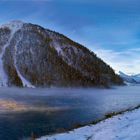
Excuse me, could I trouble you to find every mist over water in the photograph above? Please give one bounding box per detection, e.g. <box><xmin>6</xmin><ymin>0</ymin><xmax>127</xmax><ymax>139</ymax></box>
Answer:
<box><xmin>0</xmin><ymin>86</ymin><xmax>140</xmax><ymax>139</ymax></box>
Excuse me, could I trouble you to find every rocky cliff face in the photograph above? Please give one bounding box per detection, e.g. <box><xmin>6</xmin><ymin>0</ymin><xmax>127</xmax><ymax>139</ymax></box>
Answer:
<box><xmin>0</xmin><ymin>21</ymin><xmax>123</xmax><ymax>87</ymax></box>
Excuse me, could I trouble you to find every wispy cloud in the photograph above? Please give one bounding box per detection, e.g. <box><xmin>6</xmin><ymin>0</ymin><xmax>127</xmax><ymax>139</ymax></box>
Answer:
<box><xmin>0</xmin><ymin>0</ymin><xmax>140</xmax><ymax>74</ymax></box>
<box><xmin>94</xmin><ymin>48</ymin><xmax>140</xmax><ymax>74</ymax></box>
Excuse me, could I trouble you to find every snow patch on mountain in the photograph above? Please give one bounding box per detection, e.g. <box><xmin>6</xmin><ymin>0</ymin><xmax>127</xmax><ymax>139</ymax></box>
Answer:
<box><xmin>48</xmin><ymin>32</ymin><xmax>84</xmax><ymax>66</ymax></box>
<box><xmin>119</xmin><ymin>71</ymin><xmax>140</xmax><ymax>84</ymax></box>
<box><xmin>0</xmin><ymin>20</ymin><xmax>24</xmax><ymax>33</ymax></box>
<box><xmin>0</xmin><ymin>20</ymin><xmax>34</xmax><ymax>87</ymax></box>
<box><xmin>15</xmin><ymin>67</ymin><xmax>35</xmax><ymax>88</ymax></box>
<box><xmin>131</xmin><ymin>74</ymin><xmax>140</xmax><ymax>83</ymax></box>
<box><xmin>14</xmin><ymin>31</ymin><xmax>35</xmax><ymax>88</ymax></box>
<box><xmin>0</xmin><ymin>21</ymin><xmax>24</xmax><ymax>86</ymax></box>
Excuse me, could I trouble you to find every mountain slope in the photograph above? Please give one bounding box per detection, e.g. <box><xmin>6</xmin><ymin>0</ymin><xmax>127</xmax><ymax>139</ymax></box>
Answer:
<box><xmin>0</xmin><ymin>21</ymin><xmax>123</xmax><ymax>87</ymax></box>
<box><xmin>119</xmin><ymin>71</ymin><xmax>140</xmax><ymax>84</ymax></box>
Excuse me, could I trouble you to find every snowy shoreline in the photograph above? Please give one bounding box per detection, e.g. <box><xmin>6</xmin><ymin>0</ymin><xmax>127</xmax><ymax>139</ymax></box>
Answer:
<box><xmin>37</xmin><ymin>107</ymin><xmax>140</xmax><ymax>140</ymax></box>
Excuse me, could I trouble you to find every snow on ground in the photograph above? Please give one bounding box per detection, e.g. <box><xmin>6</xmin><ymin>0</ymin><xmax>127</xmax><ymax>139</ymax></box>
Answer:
<box><xmin>37</xmin><ymin>108</ymin><xmax>140</xmax><ymax>140</ymax></box>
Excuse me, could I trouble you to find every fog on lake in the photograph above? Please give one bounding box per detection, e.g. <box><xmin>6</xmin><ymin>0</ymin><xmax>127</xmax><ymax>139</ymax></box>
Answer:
<box><xmin>0</xmin><ymin>85</ymin><xmax>140</xmax><ymax>140</ymax></box>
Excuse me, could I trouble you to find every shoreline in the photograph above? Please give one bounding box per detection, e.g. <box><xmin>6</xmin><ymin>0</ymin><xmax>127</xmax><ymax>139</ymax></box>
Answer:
<box><xmin>36</xmin><ymin>105</ymin><xmax>140</xmax><ymax>140</ymax></box>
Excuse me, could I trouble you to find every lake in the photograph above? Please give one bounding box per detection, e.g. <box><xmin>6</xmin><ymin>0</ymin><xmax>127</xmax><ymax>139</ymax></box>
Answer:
<box><xmin>0</xmin><ymin>85</ymin><xmax>140</xmax><ymax>140</ymax></box>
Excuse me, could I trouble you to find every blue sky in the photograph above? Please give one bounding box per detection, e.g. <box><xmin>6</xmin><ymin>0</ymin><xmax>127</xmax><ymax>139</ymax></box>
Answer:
<box><xmin>0</xmin><ymin>0</ymin><xmax>140</xmax><ymax>74</ymax></box>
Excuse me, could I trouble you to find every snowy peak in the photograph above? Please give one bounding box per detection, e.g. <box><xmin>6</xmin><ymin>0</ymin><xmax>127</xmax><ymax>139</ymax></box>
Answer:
<box><xmin>119</xmin><ymin>71</ymin><xmax>128</xmax><ymax>77</ymax></box>
<box><xmin>0</xmin><ymin>20</ymin><xmax>24</xmax><ymax>33</ymax></box>
<box><xmin>119</xmin><ymin>71</ymin><xmax>140</xmax><ymax>84</ymax></box>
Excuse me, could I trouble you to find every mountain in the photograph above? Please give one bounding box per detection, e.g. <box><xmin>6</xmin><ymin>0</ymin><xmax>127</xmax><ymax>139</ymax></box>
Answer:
<box><xmin>119</xmin><ymin>71</ymin><xmax>140</xmax><ymax>84</ymax></box>
<box><xmin>0</xmin><ymin>20</ymin><xmax>123</xmax><ymax>87</ymax></box>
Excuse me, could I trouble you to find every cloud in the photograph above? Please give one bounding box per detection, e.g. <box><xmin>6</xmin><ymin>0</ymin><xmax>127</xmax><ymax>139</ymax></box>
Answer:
<box><xmin>0</xmin><ymin>0</ymin><xmax>140</xmax><ymax>74</ymax></box>
<box><xmin>94</xmin><ymin>48</ymin><xmax>140</xmax><ymax>74</ymax></box>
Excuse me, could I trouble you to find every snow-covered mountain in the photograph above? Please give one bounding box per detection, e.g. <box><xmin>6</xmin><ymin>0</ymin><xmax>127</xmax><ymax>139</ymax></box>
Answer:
<box><xmin>119</xmin><ymin>71</ymin><xmax>140</xmax><ymax>84</ymax></box>
<box><xmin>0</xmin><ymin>20</ymin><xmax>123</xmax><ymax>87</ymax></box>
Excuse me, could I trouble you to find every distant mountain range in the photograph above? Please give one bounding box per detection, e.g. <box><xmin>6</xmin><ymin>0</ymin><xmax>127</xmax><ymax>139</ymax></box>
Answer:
<box><xmin>119</xmin><ymin>71</ymin><xmax>140</xmax><ymax>84</ymax></box>
<box><xmin>0</xmin><ymin>20</ymin><xmax>123</xmax><ymax>87</ymax></box>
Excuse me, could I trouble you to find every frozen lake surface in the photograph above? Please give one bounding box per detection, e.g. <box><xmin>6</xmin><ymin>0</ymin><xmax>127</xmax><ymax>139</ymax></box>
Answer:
<box><xmin>0</xmin><ymin>85</ymin><xmax>140</xmax><ymax>140</ymax></box>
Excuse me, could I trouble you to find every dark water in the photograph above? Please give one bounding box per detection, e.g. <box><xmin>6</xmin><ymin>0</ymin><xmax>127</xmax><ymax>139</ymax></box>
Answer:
<box><xmin>0</xmin><ymin>86</ymin><xmax>140</xmax><ymax>140</ymax></box>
